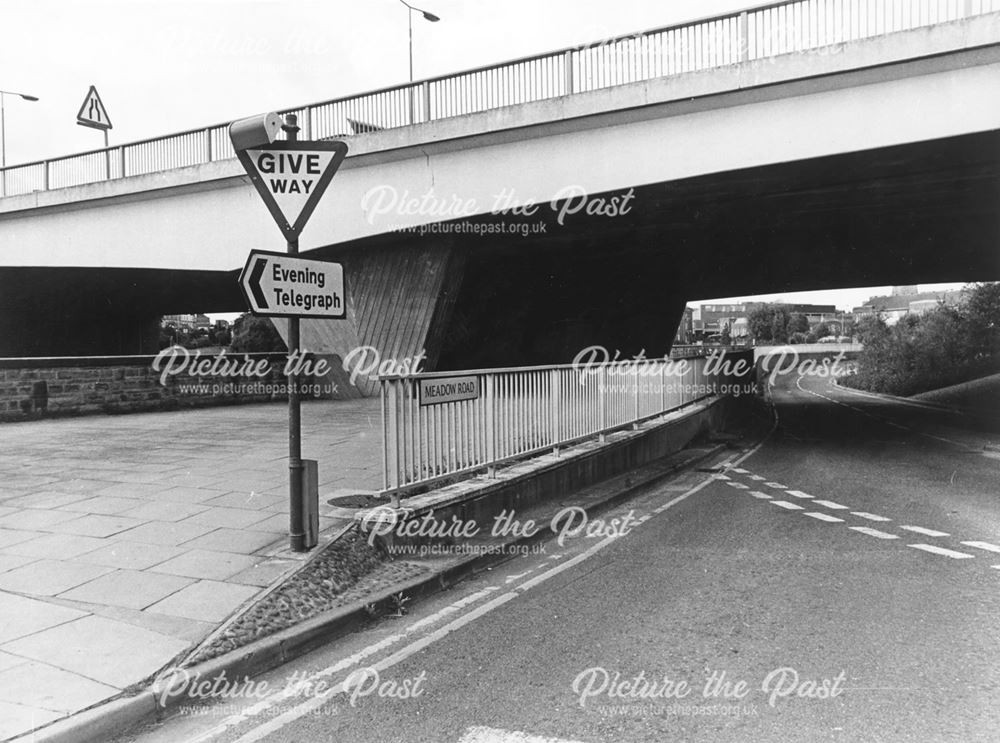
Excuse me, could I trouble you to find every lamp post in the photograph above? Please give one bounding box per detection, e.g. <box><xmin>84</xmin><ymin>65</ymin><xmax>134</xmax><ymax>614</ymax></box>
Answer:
<box><xmin>398</xmin><ymin>0</ymin><xmax>439</xmax><ymax>124</ymax></box>
<box><xmin>0</xmin><ymin>89</ymin><xmax>38</xmax><ymax>198</ymax></box>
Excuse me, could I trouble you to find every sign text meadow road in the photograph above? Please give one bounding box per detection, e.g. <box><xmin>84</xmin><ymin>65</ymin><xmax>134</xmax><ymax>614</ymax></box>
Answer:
<box><xmin>239</xmin><ymin>250</ymin><xmax>346</xmax><ymax>319</ymax></box>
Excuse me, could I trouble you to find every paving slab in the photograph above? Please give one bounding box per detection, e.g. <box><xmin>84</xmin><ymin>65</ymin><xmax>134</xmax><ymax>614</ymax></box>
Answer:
<box><xmin>113</xmin><ymin>520</ymin><xmax>218</xmax><ymax>546</ymax></box>
<box><xmin>0</xmin><ymin>660</ymin><xmax>118</xmax><ymax>714</ymax></box>
<box><xmin>0</xmin><ymin>529</ymin><xmax>44</xmax><ymax>550</ymax></box>
<box><xmin>0</xmin><ymin>592</ymin><xmax>87</xmax><ymax>644</ymax></box>
<box><xmin>58</xmin><ymin>496</ymin><xmax>146</xmax><ymax>515</ymax></box>
<box><xmin>0</xmin><ymin>700</ymin><xmax>62</xmax><ymax>741</ymax></box>
<box><xmin>118</xmin><ymin>501</ymin><xmax>211</xmax><ymax>522</ymax></box>
<box><xmin>45</xmin><ymin>513</ymin><xmax>149</xmax><ymax>538</ymax></box>
<box><xmin>0</xmin><ymin>533</ymin><xmax>109</xmax><ymax>559</ymax></box>
<box><xmin>147</xmin><ymin>549</ymin><xmax>260</xmax><ymax>581</ymax></box>
<box><xmin>0</xmin><ymin>509</ymin><xmax>82</xmax><ymax>531</ymax></box>
<box><xmin>74</xmin><ymin>541</ymin><xmax>186</xmax><ymax>571</ymax></box>
<box><xmin>0</xmin><ymin>615</ymin><xmax>191</xmax><ymax>689</ymax></box>
<box><xmin>180</xmin><ymin>507</ymin><xmax>275</xmax><ymax>529</ymax></box>
<box><xmin>179</xmin><ymin>527</ymin><xmax>284</xmax><ymax>555</ymax></box>
<box><xmin>0</xmin><ymin>560</ymin><xmax>114</xmax><ymax>597</ymax></box>
<box><xmin>0</xmin><ymin>554</ymin><xmax>39</xmax><ymax>574</ymax></box>
<box><xmin>146</xmin><ymin>580</ymin><xmax>260</xmax><ymax>623</ymax></box>
<box><xmin>58</xmin><ymin>569</ymin><xmax>194</xmax><ymax>610</ymax></box>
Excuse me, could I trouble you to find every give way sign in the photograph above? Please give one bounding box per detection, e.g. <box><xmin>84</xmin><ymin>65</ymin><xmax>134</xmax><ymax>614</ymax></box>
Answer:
<box><xmin>236</xmin><ymin>141</ymin><xmax>348</xmax><ymax>240</ymax></box>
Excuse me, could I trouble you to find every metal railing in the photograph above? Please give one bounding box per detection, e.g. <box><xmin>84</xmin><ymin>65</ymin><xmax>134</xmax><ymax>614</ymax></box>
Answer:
<box><xmin>380</xmin><ymin>352</ymin><xmax>754</xmax><ymax>494</ymax></box>
<box><xmin>2</xmin><ymin>0</ymin><xmax>997</xmax><ymax>198</ymax></box>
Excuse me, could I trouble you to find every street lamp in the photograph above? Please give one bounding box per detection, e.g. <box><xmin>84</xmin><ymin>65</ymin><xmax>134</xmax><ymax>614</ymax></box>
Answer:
<box><xmin>398</xmin><ymin>0</ymin><xmax>440</xmax><ymax>83</ymax></box>
<box><xmin>0</xmin><ymin>89</ymin><xmax>39</xmax><ymax>169</ymax></box>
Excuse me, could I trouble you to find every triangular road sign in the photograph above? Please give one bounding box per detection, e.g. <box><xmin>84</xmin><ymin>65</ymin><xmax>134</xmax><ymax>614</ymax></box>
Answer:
<box><xmin>76</xmin><ymin>85</ymin><xmax>112</xmax><ymax>131</ymax></box>
<box><xmin>236</xmin><ymin>140</ymin><xmax>348</xmax><ymax>240</ymax></box>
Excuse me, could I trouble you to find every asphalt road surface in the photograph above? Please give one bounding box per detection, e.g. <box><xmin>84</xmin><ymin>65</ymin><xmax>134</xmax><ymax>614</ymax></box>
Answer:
<box><xmin>121</xmin><ymin>371</ymin><xmax>1000</xmax><ymax>743</ymax></box>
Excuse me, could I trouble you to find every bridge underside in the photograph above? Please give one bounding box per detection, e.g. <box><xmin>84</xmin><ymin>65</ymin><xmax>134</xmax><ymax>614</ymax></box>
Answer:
<box><xmin>2</xmin><ymin>131</ymin><xmax>998</xmax><ymax>380</ymax></box>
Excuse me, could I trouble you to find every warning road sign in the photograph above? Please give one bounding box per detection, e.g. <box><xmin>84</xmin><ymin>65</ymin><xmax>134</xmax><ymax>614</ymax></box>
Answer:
<box><xmin>76</xmin><ymin>86</ymin><xmax>112</xmax><ymax>131</ymax></box>
<box><xmin>236</xmin><ymin>141</ymin><xmax>348</xmax><ymax>239</ymax></box>
<box><xmin>239</xmin><ymin>250</ymin><xmax>346</xmax><ymax>319</ymax></box>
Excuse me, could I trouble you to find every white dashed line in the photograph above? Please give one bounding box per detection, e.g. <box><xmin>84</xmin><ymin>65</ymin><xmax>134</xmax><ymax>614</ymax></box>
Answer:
<box><xmin>714</xmin><ymin>474</ymin><xmax>731</xmax><ymax>481</ymax></box>
<box><xmin>749</xmin><ymin>491</ymin><xmax>772</xmax><ymax>500</ymax></box>
<box><xmin>849</xmin><ymin>526</ymin><xmax>899</xmax><ymax>540</ymax></box>
<box><xmin>764</xmin><ymin>482</ymin><xmax>788</xmax><ymax>489</ymax></box>
<box><xmin>813</xmin><ymin>500</ymin><xmax>850</xmax><ymax>510</ymax></box>
<box><xmin>748</xmin><ymin>474</ymin><xmax>766</xmax><ymax>481</ymax></box>
<box><xmin>726</xmin><ymin>482</ymin><xmax>750</xmax><ymax>490</ymax></box>
<box><xmin>851</xmin><ymin>512</ymin><xmax>891</xmax><ymax>522</ymax></box>
<box><xmin>785</xmin><ymin>490</ymin><xmax>814</xmax><ymax>499</ymax></box>
<box><xmin>961</xmin><ymin>541</ymin><xmax>1000</xmax><ymax>554</ymax></box>
<box><xmin>731</xmin><ymin>468</ymin><xmax>749</xmax><ymax>474</ymax></box>
<box><xmin>908</xmin><ymin>544</ymin><xmax>974</xmax><ymax>559</ymax></box>
<box><xmin>900</xmin><ymin>526</ymin><xmax>950</xmax><ymax>538</ymax></box>
<box><xmin>770</xmin><ymin>501</ymin><xmax>805</xmax><ymax>511</ymax></box>
<box><xmin>805</xmin><ymin>512</ymin><xmax>845</xmax><ymax>523</ymax></box>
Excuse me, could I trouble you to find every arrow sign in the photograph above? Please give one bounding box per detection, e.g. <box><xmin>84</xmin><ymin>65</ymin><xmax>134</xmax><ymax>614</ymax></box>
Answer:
<box><xmin>238</xmin><ymin>250</ymin><xmax>346</xmax><ymax>319</ymax></box>
<box><xmin>76</xmin><ymin>85</ymin><xmax>112</xmax><ymax>131</ymax></box>
<box><xmin>236</xmin><ymin>141</ymin><xmax>348</xmax><ymax>240</ymax></box>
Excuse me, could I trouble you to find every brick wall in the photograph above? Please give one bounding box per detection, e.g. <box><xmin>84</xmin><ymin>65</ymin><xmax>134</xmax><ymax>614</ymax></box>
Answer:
<box><xmin>0</xmin><ymin>351</ymin><xmax>339</xmax><ymax>422</ymax></box>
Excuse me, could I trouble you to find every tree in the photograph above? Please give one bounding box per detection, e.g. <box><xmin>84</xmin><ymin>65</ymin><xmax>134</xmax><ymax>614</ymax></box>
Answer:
<box><xmin>788</xmin><ymin>313</ymin><xmax>809</xmax><ymax>335</ymax></box>
<box><xmin>230</xmin><ymin>314</ymin><xmax>288</xmax><ymax>353</ymax></box>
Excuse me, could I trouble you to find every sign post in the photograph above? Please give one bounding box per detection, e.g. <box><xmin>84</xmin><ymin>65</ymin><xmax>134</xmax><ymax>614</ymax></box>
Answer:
<box><xmin>75</xmin><ymin>85</ymin><xmax>112</xmax><ymax>179</ymax></box>
<box><xmin>232</xmin><ymin>112</ymin><xmax>349</xmax><ymax>552</ymax></box>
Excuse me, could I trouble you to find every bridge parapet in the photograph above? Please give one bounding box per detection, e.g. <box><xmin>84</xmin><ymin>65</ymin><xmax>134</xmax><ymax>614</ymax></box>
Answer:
<box><xmin>2</xmin><ymin>0</ymin><xmax>997</xmax><ymax>198</ymax></box>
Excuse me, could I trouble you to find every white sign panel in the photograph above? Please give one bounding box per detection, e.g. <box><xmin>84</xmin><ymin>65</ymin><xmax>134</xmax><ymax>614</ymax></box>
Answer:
<box><xmin>239</xmin><ymin>250</ymin><xmax>346</xmax><ymax>319</ymax></box>
<box><xmin>236</xmin><ymin>141</ymin><xmax>348</xmax><ymax>239</ymax></box>
<box><xmin>76</xmin><ymin>85</ymin><xmax>112</xmax><ymax>131</ymax></box>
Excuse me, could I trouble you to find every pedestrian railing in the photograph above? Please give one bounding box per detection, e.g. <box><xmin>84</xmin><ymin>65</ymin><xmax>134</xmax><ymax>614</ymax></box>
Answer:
<box><xmin>2</xmin><ymin>0</ymin><xmax>997</xmax><ymax>197</ymax></box>
<box><xmin>380</xmin><ymin>351</ymin><xmax>754</xmax><ymax>495</ymax></box>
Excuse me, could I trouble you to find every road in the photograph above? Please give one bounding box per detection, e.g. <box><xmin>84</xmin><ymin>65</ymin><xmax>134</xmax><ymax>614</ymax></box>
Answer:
<box><xmin>119</xmin><ymin>370</ymin><xmax>1000</xmax><ymax>743</ymax></box>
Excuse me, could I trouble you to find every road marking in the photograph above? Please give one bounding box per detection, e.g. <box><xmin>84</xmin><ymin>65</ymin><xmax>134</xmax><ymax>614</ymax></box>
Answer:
<box><xmin>714</xmin><ymin>474</ymin><xmax>731</xmax><ymax>480</ymax></box>
<box><xmin>813</xmin><ymin>500</ymin><xmax>850</xmax><ymax>510</ymax></box>
<box><xmin>805</xmin><ymin>512</ymin><xmax>845</xmax><ymax>523</ymax></box>
<box><xmin>908</xmin><ymin>544</ymin><xmax>974</xmax><ymax>559</ymax></box>
<box><xmin>900</xmin><ymin>526</ymin><xmax>950</xmax><ymax>538</ymax></box>
<box><xmin>764</xmin><ymin>482</ymin><xmax>788</xmax><ymax>489</ymax></box>
<box><xmin>505</xmin><ymin>570</ymin><xmax>535</xmax><ymax>584</ymax></box>
<box><xmin>748</xmin><ymin>474</ymin><xmax>766</xmax><ymax>481</ymax></box>
<box><xmin>726</xmin><ymin>482</ymin><xmax>750</xmax><ymax>490</ymax></box>
<box><xmin>770</xmin><ymin>501</ymin><xmax>805</xmax><ymax>510</ymax></box>
<box><xmin>849</xmin><ymin>526</ymin><xmax>899</xmax><ymax>540</ymax></box>
<box><xmin>731</xmin><ymin>468</ymin><xmax>749</xmax><ymax>474</ymax></box>
<box><xmin>786</xmin><ymin>490</ymin><xmax>814</xmax><ymax>499</ymax></box>
<box><xmin>749</xmin><ymin>491</ymin><xmax>772</xmax><ymax>500</ymax></box>
<box><xmin>851</xmin><ymin>512</ymin><xmax>891</xmax><ymax>522</ymax></box>
<box><xmin>961</xmin><ymin>541</ymin><xmax>1000</xmax><ymax>554</ymax></box>
<box><xmin>459</xmin><ymin>727</ymin><xmax>586</xmax><ymax>743</ymax></box>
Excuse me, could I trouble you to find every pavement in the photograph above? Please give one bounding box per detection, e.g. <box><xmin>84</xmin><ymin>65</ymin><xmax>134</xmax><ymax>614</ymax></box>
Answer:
<box><xmin>0</xmin><ymin>398</ymin><xmax>382</xmax><ymax>741</ymax></box>
<box><xmin>104</xmin><ymin>369</ymin><xmax>1000</xmax><ymax>743</ymax></box>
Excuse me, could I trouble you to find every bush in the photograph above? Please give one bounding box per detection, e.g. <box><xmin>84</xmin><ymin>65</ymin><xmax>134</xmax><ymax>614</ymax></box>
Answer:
<box><xmin>230</xmin><ymin>314</ymin><xmax>288</xmax><ymax>353</ymax></box>
<box><xmin>841</xmin><ymin>283</ymin><xmax>1000</xmax><ymax>396</ymax></box>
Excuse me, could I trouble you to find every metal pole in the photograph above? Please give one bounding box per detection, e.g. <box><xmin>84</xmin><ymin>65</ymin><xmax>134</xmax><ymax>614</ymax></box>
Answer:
<box><xmin>283</xmin><ymin>113</ymin><xmax>306</xmax><ymax>553</ymax></box>
<box><xmin>1</xmin><ymin>93</ymin><xmax>6</xmax><ymax>197</ymax></box>
<box><xmin>408</xmin><ymin>9</ymin><xmax>415</xmax><ymax>124</ymax></box>
<box><xmin>103</xmin><ymin>129</ymin><xmax>110</xmax><ymax>180</ymax></box>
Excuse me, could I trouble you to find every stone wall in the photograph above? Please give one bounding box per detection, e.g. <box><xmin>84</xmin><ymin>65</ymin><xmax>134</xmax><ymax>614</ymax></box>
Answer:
<box><xmin>0</xmin><ymin>351</ymin><xmax>339</xmax><ymax>422</ymax></box>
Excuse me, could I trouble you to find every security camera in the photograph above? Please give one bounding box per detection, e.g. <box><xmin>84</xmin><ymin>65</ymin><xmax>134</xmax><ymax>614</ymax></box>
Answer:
<box><xmin>228</xmin><ymin>112</ymin><xmax>283</xmax><ymax>151</ymax></box>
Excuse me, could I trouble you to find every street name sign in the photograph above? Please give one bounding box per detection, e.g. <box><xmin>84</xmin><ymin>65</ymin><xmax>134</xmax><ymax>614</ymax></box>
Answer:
<box><xmin>76</xmin><ymin>86</ymin><xmax>112</xmax><ymax>131</ymax></box>
<box><xmin>419</xmin><ymin>376</ymin><xmax>481</xmax><ymax>406</ymax></box>
<box><xmin>236</xmin><ymin>141</ymin><xmax>348</xmax><ymax>239</ymax></box>
<box><xmin>239</xmin><ymin>250</ymin><xmax>346</xmax><ymax>319</ymax></box>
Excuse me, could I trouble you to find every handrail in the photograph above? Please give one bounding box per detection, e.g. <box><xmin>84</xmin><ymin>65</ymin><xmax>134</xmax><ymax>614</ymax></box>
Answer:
<box><xmin>1</xmin><ymin>0</ymin><xmax>996</xmax><ymax>197</ymax></box>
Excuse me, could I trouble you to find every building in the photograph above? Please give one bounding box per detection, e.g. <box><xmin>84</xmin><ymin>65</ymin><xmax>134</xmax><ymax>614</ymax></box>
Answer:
<box><xmin>162</xmin><ymin>314</ymin><xmax>212</xmax><ymax>330</ymax></box>
<box><xmin>852</xmin><ymin>288</ymin><xmax>966</xmax><ymax>326</ymax></box>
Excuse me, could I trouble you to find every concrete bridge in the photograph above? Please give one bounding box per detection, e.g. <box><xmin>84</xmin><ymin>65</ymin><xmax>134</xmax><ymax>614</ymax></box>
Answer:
<box><xmin>1</xmin><ymin>0</ymin><xmax>998</xmax><ymax>391</ymax></box>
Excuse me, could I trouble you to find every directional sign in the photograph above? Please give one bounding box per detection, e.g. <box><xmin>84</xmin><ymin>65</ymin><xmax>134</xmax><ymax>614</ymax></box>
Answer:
<box><xmin>76</xmin><ymin>85</ymin><xmax>112</xmax><ymax>131</ymax></box>
<box><xmin>236</xmin><ymin>141</ymin><xmax>348</xmax><ymax>239</ymax></box>
<box><xmin>239</xmin><ymin>250</ymin><xmax>346</xmax><ymax>319</ymax></box>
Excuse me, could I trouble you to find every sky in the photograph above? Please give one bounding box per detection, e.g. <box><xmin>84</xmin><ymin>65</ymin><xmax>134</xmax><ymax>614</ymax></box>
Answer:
<box><xmin>0</xmin><ymin>1</ymin><xmax>971</xmax><ymax>314</ymax></box>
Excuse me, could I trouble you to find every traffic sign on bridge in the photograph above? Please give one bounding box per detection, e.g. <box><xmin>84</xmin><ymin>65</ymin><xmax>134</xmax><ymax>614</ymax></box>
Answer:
<box><xmin>236</xmin><ymin>141</ymin><xmax>348</xmax><ymax>239</ymax></box>
<box><xmin>239</xmin><ymin>250</ymin><xmax>346</xmax><ymax>319</ymax></box>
